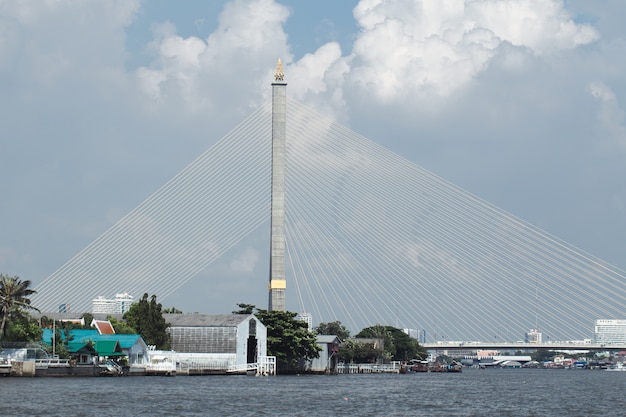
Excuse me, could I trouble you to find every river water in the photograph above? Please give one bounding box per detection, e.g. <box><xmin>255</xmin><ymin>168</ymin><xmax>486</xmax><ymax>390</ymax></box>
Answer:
<box><xmin>1</xmin><ymin>369</ymin><xmax>625</xmax><ymax>416</ymax></box>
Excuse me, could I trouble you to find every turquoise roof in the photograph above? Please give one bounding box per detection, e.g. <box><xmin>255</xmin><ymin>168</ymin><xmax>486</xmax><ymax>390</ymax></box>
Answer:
<box><xmin>41</xmin><ymin>328</ymin><xmax>99</xmax><ymax>345</ymax></box>
<box><xmin>76</xmin><ymin>334</ymin><xmax>142</xmax><ymax>350</ymax></box>
<box><xmin>41</xmin><ymin>329</ymin><xmax>144</xmax><ymax>350</ymax></box>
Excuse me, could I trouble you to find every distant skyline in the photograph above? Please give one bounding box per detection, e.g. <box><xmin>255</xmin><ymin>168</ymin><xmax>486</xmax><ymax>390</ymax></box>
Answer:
<box><xmin>1</xmin><ymin>0</ymin><xmax>626</xmax><ymax>316</ymax></box>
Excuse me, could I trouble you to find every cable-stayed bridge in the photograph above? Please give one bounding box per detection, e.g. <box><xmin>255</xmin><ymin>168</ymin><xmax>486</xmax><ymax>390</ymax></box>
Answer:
<box><xmin>31</xmin><ymin>96</ymin><xmax>626</xmax><ymax>343</ymax></box>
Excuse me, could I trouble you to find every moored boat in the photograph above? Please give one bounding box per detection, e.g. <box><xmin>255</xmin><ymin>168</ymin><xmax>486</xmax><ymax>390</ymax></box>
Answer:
<box><xmin>606</xmin><ymin>363</ymin><xmax>626</xmax><ymax>371</ymax></box>
<box><xmin>430</xmin><ymin>361</ymin><xmax>462</xmax><ymax>373</ymax></box>
<box><xmin>400</xmin><ymin>360</ymin><xmax>429</xmax><ymax>373</ymax></box>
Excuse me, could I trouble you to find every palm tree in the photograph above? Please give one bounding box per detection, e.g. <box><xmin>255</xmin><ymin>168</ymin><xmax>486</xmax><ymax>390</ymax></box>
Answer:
<box><xmin>0</xmin><ymin>274</ymin><xmax>39</xmax><ymax>341</ymax></box>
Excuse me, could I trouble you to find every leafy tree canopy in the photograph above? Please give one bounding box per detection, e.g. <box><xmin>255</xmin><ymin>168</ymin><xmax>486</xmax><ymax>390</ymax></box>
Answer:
<box><xmin>531</xmin><ymin>349</ymin><xmax>556</xmax><ymax>362</ymax></box>
<box><xmin>314</xmin><ymin>321</ymin><xmax>350</xmax><ymax>341</ymax></box>
<box><xmin>356</xmin><ymin>325</ymin><xmax>427</xmax><ymax>362</ymax></box>
<box><xmin>3</xmin><ymin>313</ymin><xmax>42</xmax><ymax>343</ymax></box>
<box><xmin>338</xmin><ymin>338</ymin><xmax>383</xmax><ymax>363</ymax></box>
<box><xmin>232</xmin><ymin>303</ymin><xmax>255</xmax><ymax>314</ymax></box>
<box><xmin>81</xmin><ymin>313</ymin><xmax>94</xmax><ymax>327</ymax></box>
<box><xmin>107</xmin><ymin>316</ymin><xmax>136</xmax><ymax>334</ymax></box>
<box><xmin>162</xmin><ymin>307</ymin><xmax>183</xmax><ymax>314</ymax></box>
<box><xmin>0</xmin><ymin>274</ymin><xmax>39</xmax><ymax>342</ymax></box>
<box><xmin>123</xmin><ymin>293</ymin><xmax>170</xmax><ymax>349</ymax></box>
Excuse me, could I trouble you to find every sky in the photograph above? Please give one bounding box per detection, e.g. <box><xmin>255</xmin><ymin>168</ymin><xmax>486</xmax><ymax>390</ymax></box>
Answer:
<box><xmin>1</xmin><ymin>0</ymin><xmax>626</xmax><ymax>317</ymax></box>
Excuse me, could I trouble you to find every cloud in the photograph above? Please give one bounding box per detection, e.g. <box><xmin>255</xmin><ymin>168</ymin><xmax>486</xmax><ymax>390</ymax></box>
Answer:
<box><xmin>133</xmin><ymin>0</ymin><xmax>600</xmax><ymax>121</ymax></box>
<box><xmin>135</xmin><ymin>0</ymin><xmax>292</xmax><ymax>112</ymax></box>
<box><xmin>339</xmin><ymin>0</ymin><xmax>599</xmax><ymax>104</ymax></box>
<box><xmin>588</xmin><ymin>81</ymin><xmax>626</xmax><ymax>149</ymax></box>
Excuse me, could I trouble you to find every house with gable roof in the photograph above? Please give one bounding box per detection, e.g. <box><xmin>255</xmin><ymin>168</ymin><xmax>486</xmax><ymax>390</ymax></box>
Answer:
<box><xmin>41</xmin><ymin>328</ymin><xmax>149</xmax><ymax>373</ymax></box>
<box><xmin>163</xmin><ymin>313</ymin><xmax>268</xmax><ymax>374</ymax></box>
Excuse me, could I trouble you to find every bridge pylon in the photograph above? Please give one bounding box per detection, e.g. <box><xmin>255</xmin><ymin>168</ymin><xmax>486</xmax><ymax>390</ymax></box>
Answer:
<box><xmin>268</xmin><ymin>59</ymin><xmax>287</xmax><ymax>311</ymax></box>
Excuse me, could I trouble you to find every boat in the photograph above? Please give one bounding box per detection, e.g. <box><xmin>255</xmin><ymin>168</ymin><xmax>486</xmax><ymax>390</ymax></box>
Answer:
<box><xmin>606</xmin><ymin>363</ymin><xmax>626</xmax><ymax>371</ymax></box>
<box><xmin>400</xmin><ymin>360</ymin><xmax>429</xmax><ymax>373</ymax></box>
<box><xmin>430</xmin><ymin>361</ymin><xmax>463</xmax><ymax>373</ymax></box>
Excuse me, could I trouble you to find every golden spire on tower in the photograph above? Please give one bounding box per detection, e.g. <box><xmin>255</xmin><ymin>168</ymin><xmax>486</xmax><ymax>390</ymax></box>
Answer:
<box><xmin>274</xmin><ymin>58</ymin><xmax>285</xmax><ymax>82</ymax></box>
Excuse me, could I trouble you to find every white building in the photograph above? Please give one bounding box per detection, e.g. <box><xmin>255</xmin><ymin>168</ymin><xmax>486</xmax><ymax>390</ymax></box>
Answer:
<box><xmin>164</xmin><ymin>314</ymin><xmax>269</xmax><ymax>374</ymax></box>
<box><xmin>594</xmin><ymin>319</ymin><xmax>626</xmax><ymax>344</ymax></box>
<box><xmin>296</xmin><ymin>312</ymin><xmax>313</xmax><ymax>331</ymax></box>
<box><xmin>525</xmin><ymin>328</ymin><xmax>542</xmax><ymax>343</ymax></box>
<box><xmin>92</xmin><ymin>292</ymin><xmax>134</xmax><ymax>314</ymax></box>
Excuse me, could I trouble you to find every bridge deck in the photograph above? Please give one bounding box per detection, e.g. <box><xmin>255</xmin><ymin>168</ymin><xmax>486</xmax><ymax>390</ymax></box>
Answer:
<box><xmin>423</xmin><ymin>342</ymin><xmax>626</xmax><ymax>350</ymax></box>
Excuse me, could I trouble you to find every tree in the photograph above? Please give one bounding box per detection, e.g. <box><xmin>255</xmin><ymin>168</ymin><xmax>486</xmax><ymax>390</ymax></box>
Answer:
<box><xmin>314</xmin><ymin>321</ymin><xmax>351</xmax><ymax>341</ymax></box>
<box><xmin>239</xmin><ymin>304</ymin><xmax>321</xmax><ymax>372</ymax></box>
<box><xmin>123</xmin><ymin>293</ymin><xmax>170</xmax><ymax>349</ymax></box>
<box><xmin>338</xmin><ymin>338</ymin><xmax>383</xmax><ymax>363</ymax></box>
<box><xmin>532</xmin><ymin>349</ymin><xmax>556</xmax><ymax>363</ymax></box>
<box><xmin>81</xmin><ymin>313</ymin><xmax>94</xmax><ymax>328</ymax></box>
<box><xmin>232</xmin><ymin>303</ymin><xmax>255</xmax><ymax>314</ymax></box>
<box><xmin>49</xmin><ymin>321</ymin><xmax>73</xmax><ymax>359</ymax></box>
<box><xmin>356</xmin><ymin>325</ymin><xmax>427</xmax><ymax>362</ymax></box>
<box><xmin>3</xmin><ymin>314</ymin><xmax>42</xmax><ymax>343</ymax></box>
<box><xmin>107</xmin><ymin>316</ymin><xmax>136</xmax><ymax>334</ymax></box>
<box><xmin>0</xmin><ymin>274</ymin><xmax>39</xmax><ymax>342</ymax></box>
<box><xmin>162</xmin><ymin>307</ymin><xmax>183</xmax><ymax>314</ymax></box>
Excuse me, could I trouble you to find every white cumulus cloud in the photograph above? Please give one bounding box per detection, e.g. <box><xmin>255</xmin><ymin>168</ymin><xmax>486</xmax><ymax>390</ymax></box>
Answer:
<box><xmin>135</xmin><ymin>0</ymin><xmax>292</xmax><ymax>111</ymax></box>
<box><xmin>340</xmin><ymin>0</ymin><xmax>599</xmax><ymax>103</ymax></box>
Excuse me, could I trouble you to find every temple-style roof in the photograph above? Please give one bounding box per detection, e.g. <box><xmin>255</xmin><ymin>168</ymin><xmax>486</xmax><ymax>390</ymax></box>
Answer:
<box><xmin>91</xmin><ymin>319</ymin><xmax>115</xmax><ymax>334</ymax></box>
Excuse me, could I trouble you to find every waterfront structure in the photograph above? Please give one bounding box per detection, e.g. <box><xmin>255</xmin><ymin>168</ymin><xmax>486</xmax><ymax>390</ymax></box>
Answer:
<box><xmin>269</xmin><ymin>59</ymin><xmax>287</xmax><ymax>311</ymax></box>
<box><xmin>164</xmin><ymin>313</ymin><xmax>267</xmax><ymax>374</ymax></box>
<box><xmin>41</xmin><ymin>328</ymin><xmax>150</xmax><ymax>372</ymax></box>
<box><xmin>92</xmin><ymin>292</ymin><xmax>134</xmax><ymax>314</ymax></box>
<box><xmin>307</xmin><ymin>335</ymin><xmax>340</xmax><ymax>374</ymax></box>
<box><xmin>594</xmin><ymin>319</ymin><xmax>626</xmax><ymax>344</ymax></box>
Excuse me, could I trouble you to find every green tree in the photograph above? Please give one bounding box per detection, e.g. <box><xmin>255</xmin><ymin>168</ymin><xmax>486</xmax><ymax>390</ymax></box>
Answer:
<box><xmin>107</xmin><ymin>316</ymin><xmax>136</xmax><ymax>334</ymax></box>
<box><xmin>250</xmin><ymin>307</ymin><xmax>321</xmax><ymax>372</ymax></box>
<box><xmin>0</xmin><ymin>274</ymin><xmax>39</xmax><ymax>342</ymax></box>
<box><xmin>356</xmin><ymin>325</ymin><xmax>427</xmax><ymax>362</ymax></box>
<box><xmin>162</xmin><ymin>307</ymin><xmax>183</xmax><ymax>314</ymax></box>
<box><xmin>338</xmin><ymin>338</ymin><xmax>383</xmax><ymax>363</ymax></box>
<box><xmin>81</xmin><ymin>313</ymin><xmax>94</xmax><ymax>328</ymax></box>
<box><xmin>232</xmin><ymin>303</ymin><xmax>255</xmax><ymax>314</ymax></box>
<box><xmin>123</xmin><ymin>293</ymin><xmax>170</xmax><ymax>349</ymax></box>
<box><xmin>532</xmin><ymin>349</ymin><xmax>556</xmax><ymax>362</ymax></box>
<box><xmin>3</xmin><ymin>313</ymin><xmax>42</xmax><ymax>343</ymax></box>
<box><xmin>314</xmin><ymin>321</ymin><xmax>351</xmax><ymax>341</ymax></box>
<box><xmin>41</xmin><ymin>320</ymin><xmax>73</xmax><ymax>359</ymax></box>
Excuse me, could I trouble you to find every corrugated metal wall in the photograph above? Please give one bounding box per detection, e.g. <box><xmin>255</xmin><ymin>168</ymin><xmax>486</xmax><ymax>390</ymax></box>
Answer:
<box><xmin>169</xmin><ymin>327</ymin><xmax>237</xmax><ymax>353</ymax></box>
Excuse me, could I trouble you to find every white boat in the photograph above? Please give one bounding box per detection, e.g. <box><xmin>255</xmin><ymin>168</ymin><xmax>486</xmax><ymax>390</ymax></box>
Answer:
<box><xmin>606</xmin><ymin>363</ymin><xmax>626</xmax><ymax>371</ymax></box>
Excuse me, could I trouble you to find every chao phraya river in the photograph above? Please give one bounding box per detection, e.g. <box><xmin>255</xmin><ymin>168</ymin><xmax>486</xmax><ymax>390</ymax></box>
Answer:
<box><xmin>1</xmin><ymin>368</ymin><xmax>624</xmax><ymax>416</ymax></box>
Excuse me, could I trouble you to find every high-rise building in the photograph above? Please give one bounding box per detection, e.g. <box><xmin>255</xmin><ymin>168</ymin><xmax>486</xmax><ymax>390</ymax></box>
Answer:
<box><xmin>92</xmin><ymin>292</ymin><xmax>134</xmax><ymax>314</ymax></box>
<box><xmin>594</xmin><ymin>319</ymin><xmax>626</xmax><ymax>344</ymax></box>
<box><xmin>525</xmin><ymin>328</ymin><xmax>542</xmax><ymax>343</ymax></box>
